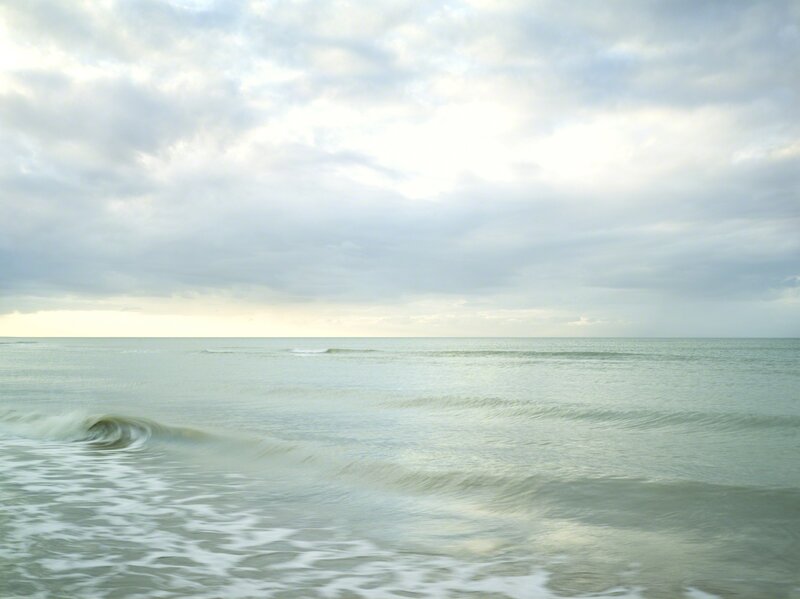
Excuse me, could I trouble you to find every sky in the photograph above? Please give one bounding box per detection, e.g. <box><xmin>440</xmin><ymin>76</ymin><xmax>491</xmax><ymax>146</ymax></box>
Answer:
<box><xmin>0</xmin><ymin>0</ymin><xmax>798</xmax><ymax>337</ymax></box>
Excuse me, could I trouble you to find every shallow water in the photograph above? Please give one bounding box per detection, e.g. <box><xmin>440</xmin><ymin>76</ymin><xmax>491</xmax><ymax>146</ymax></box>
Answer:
<box><xmin>0</xmin><ymin>338</ymin><xmax>798</xmax><ymax>598</ymax></box>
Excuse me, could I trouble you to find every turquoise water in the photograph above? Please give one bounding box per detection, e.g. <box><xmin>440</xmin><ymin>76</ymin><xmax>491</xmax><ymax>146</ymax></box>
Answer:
<box><xmin>0</xmin><ymin>338</ymin><xmax>798</xmax><ymax>598</ymax></box>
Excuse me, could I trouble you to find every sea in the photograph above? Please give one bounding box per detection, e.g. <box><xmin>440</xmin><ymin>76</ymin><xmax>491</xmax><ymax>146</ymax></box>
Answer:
<box><xmin>0</xmin><ymin>337</ymin><xmax>797</xmax><ymax>598</ymax></box>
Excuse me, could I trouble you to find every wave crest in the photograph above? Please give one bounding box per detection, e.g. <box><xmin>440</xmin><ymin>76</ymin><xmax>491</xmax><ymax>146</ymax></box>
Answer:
<box><xmin>80</xmin><ymin>415</ymin><xmax>158</xmax><ymax>449</ymax></box>
<box><xmin>0</xmin><ymin>409</ymin><xmax>209</xmax><ymax>450</ymax></box>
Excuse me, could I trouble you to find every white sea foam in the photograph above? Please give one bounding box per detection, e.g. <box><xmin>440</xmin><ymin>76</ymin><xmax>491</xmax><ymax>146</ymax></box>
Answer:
<box><xmin>685</xmin><ymin>589</ymin><xmax>722</xmax><ymax>599</ymax></box>
<box><xmin>0</xmin><ymin>433</ymin><xmax>664</xmax><ymax>599</ymax></box>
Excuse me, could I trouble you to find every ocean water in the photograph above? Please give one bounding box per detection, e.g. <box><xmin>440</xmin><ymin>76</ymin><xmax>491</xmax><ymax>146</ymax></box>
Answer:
<box><xmin>0</xmin><ymin>338</ymin><xmax>798</xmax><ymax>599</ymax></box>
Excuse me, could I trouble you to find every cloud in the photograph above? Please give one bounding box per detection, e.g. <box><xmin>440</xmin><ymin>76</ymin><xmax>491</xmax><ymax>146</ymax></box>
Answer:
<box><xmin>0</xmin><ymin>0</ymin><xmax>798</xmax><ymax>335</ymax></box>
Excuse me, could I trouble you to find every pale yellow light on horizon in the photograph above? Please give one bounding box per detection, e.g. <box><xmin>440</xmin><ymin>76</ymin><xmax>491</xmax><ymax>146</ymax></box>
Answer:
<box><xmin>0</xmin><ymin>301</ymin><xmax>585</xmax><ymax>337</ymax></box>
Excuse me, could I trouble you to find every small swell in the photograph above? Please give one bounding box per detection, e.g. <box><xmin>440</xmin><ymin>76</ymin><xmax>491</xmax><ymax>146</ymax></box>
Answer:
<box><xmin>294</xmin><ymin>349</ymin><xmax>642</xmax><ymax>359</ymax></box>
<box><xmin>417</xmin><ymin>349</ymin><xmax>665</xmax><ymax>360</ymax></box>
<box><xmin>392</xmin><ymin>397</ymin><xmax>800</xmax><ymax>432</ymax></box>
<box><xmin>201</xmin><ymin>348</ymin><xmax>268</xmax><ymax>354</ymax></box>
<box><xmin>290</xmin><ymin>348</ymin><xmax>381</xmax><ymax>355</ymax></box>
<box><xmin>244</xmin><ymin>444</ymin><xmax>800</xmax><ymax>525</ymax></box>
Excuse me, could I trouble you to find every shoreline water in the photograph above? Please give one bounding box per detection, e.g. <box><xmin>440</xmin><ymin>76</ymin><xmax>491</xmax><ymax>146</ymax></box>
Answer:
<box><xmin>1</xmin><ymin>338</ymin><xmax>798</xmax><ymax>598</ymax></box>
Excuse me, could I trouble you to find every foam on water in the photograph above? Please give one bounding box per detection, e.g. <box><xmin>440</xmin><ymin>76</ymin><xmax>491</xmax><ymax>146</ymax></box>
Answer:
<box><xmin>0</xmin><ymin>432</ymin><xmax>662</xmax><ymax>599</ymax></box>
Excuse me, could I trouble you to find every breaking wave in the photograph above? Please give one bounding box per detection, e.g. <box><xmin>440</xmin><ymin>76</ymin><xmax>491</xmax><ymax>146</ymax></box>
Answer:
<box><xmin>0</xmin><ymin>409</ymin><xmax>210</xmax><ymax>450</ymax></box>
<box><xmin>1</xmin><ymin>408</ymin><xmax>799</xmax><ymax>546</ymax></box>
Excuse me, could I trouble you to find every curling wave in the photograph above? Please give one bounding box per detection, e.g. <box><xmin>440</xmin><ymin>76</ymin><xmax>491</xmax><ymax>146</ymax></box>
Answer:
<box><xmin>78</xmin><ymin>415</ymin><xmax>212</xmax><ymax>449</ymax></box>
<box><xmin>0</xmin><ymin>409</ymin><xmax>210</xmax><ymax>450</ymax></box>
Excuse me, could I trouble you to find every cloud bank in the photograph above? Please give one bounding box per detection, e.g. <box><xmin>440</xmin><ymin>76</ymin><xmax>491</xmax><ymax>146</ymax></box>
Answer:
<box><xmin>1</xmin><ymin>0</ymin><xmax>798</xmax><ymax>335</ymax></box>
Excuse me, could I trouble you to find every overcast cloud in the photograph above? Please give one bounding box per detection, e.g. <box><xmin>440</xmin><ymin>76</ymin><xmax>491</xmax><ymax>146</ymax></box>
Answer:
<box><xmin>0</xmin><ymin>0</ymin><xmax>798</xmax><ymax>335</ymax></box>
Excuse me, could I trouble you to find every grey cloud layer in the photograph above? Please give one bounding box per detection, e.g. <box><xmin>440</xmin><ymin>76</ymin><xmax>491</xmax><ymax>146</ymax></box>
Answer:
<box><xmin>1</xmin><ymin>0</ymin><xmax>798</xmax><ymax>333</ymax></box>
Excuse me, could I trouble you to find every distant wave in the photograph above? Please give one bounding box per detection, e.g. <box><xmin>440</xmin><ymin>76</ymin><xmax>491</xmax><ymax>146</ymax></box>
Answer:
<box><xmin>308</xmin><ymin>348</ymin><xmax>682</xmax><ymax>360</ymax></box>
<box><xmin>417</xmin><ymin>349</ymin><xmax>658</xmax><ymax>360</ymax></box>
<box><xmin>198</xmin><ymin>347</ymin><xmax>667</xmax><ymax>360</ymax></box>
<box><xmin>290</xmin><ymin>348</ymin><xmax>380</xmax><ymax>355</ymax></box>
<box><xmin>199</xmin><ymin>347</ymin><xmax>278</xmax><ymax>354</ymax></box>
<box><xmin>391</xmin><ymin>396</ymin><xmax>800</xmax><ymax>432</ymax></box>
<box><xmin>200</xmin><ymin>347</ymin><xmax>379</xmax><ymax>356</ymax></box>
